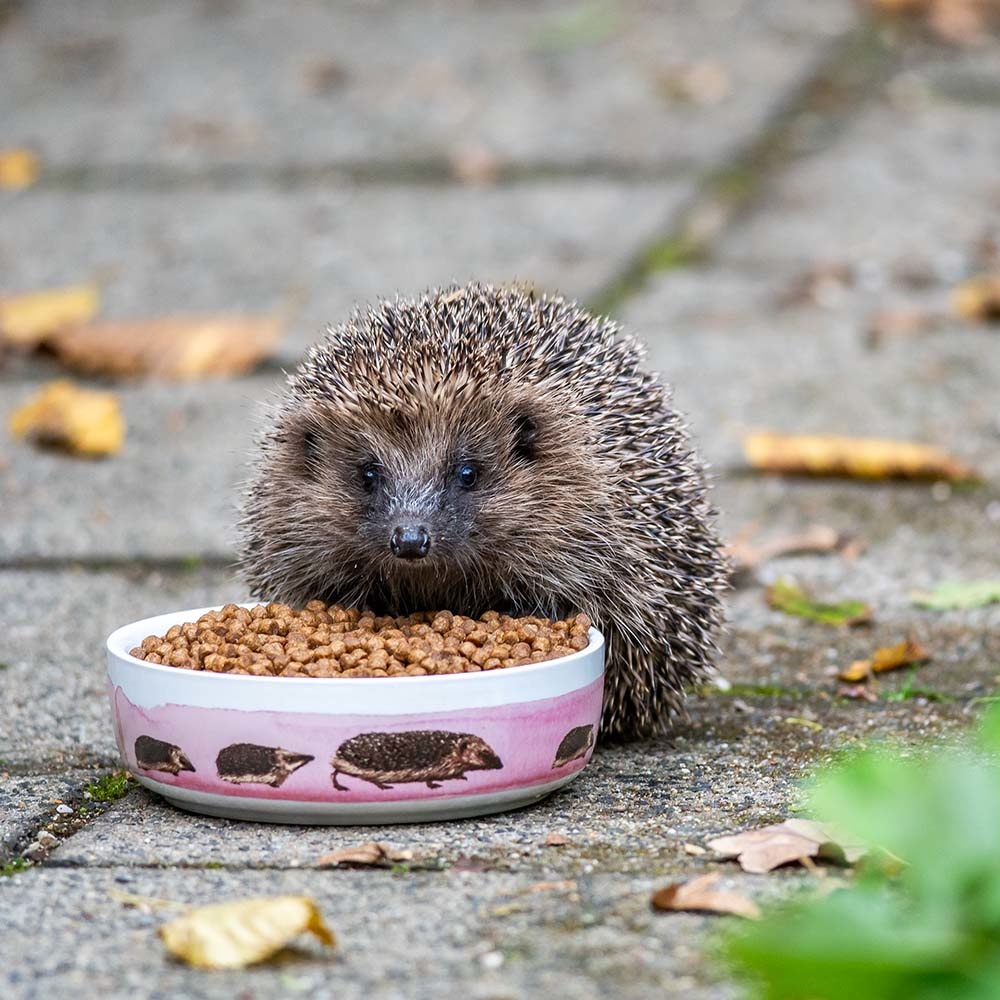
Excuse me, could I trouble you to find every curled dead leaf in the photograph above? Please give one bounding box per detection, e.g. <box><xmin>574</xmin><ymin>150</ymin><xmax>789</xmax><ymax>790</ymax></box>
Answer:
<box><xmin>744</xmin><ymin>431</ymin><xmax>978</xmax><ymax>483</ymax></box>
<box><xmin>159</xmin><ymin>895</ymin><xmax>335</xmax><ymax>970</ymax></box>
<box><xmin>0</xmin><ymin>148</ymin><xmax>40</xmax><ymax>189</ymax></box>
<box><xmin>46</xmin><ymin>314</ymin><xmax>284</xmax><ymax>380</ymax></box>
<box><xmin>8</xmin><ymin>380</ymin><xmax>125</xmax><ymax>456</ymax></box>
<box><xmin>727</xmin><ymin>524</ymin><xmax>857</xmax><ymax>583</ymax></box>
<box><xmin>522</xmin><ymin>879</ymin><xmax>578</xmax><ymax>895</ymax></box>
<box><xmin>709</xmin><ymin>819</ymin><xmax>867</xmax><ymax>874</ymax></box>
<box><xmin>316</xmin><ymin>841</ymin><xmax>413</xmax><ymax>867</ymax></box>
<box><xmin>838</xmin><ymin>639</ymin><xmax>930</xmax><ymax>683</ymax></box>
<box><xmin>651</xmin><ymin>873</ymin><xmax>760</xmax><ymax>919</ymax></box>
<box><xmin>0</xmin><ymin>285</ymin><xmax>100</xmax><ymax>348</ymax></box>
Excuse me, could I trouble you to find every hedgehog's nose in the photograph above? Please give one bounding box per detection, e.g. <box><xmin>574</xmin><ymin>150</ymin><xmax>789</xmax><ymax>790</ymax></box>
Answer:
<box><xmin>390</xmin><ymin>525</ymin><xmax>431</xmax><ymax>560</ymax></box>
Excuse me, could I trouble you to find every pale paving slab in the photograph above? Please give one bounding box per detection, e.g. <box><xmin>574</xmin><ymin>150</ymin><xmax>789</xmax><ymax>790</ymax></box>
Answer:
<box><xmin>716</xmin><ymin>41</ymin><xmax>1000</xmax><ymax>274</ymax></box>
<box><xmin>4</xmin><ymin>271</ymin><xmax>998</xmax><ymax>563</ymax></box>
<box><xmin>0</xmin><ymin>567</ymin><xmax>238</xmax><ymax>768</ymax></box>
<box><xmin>0</xmin><ymin>180</ymin><xmax>687</xmax><ymax>361</ymax></box>
<box><xmin>0</xmin><ymin>0</ymin><xmax>854</xmax><ymax>171</ymax></box>
<box><xmin>623</xmin><ymin>268</ymin><xmax>1000</xmax><ymax>479</ymax></box>
<box><xmin>0</xmin><ymin>865</ymin><xmax>756</xmax><ymax>1000</ymax></box>
<box><xmin>0</xmin><ymin>375</ymin><xmax>279</xmax><ymax>563</ymax></box>
<box><xmin>0</xmin><ymin>772</ymin><xmax>95</xmax><ymax>858</ymax></box>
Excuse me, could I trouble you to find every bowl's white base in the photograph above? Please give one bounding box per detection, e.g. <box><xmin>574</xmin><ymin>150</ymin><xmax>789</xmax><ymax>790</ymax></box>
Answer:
<box><xmin>135</xmin><ymin>773</ymin><xmax>581</xmax><ymax>825</ymax></box>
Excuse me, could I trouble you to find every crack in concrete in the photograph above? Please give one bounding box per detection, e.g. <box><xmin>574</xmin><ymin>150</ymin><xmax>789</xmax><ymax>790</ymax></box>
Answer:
<box><xmin>587</xmin><ymin>17</ymin><xmax>906</xmax><ymax>316</ymax></box>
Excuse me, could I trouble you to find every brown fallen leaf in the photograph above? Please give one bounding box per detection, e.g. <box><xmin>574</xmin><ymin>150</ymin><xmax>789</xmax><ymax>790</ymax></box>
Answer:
<box><xmin>709</xmin><ymin>819</ymin><xmax>866</xmax><ymax>874</ymax></box>
<box><xmin>8</xmin><ymin>380</ymin><xmax>125</xmax><ymax>456</ymax></box>
<box><xmin>952</xmin><ymin>274</ymin><xmax>1000</xmax><ymax>322</ymax></box>
<box><xmin>868</xmin><ymin>0</ymin><xmax>997</xmax><ymax>44</ymax></box>
<box><xmin>522</xmin><ymin>879</ymin><xmax>578</xmax><ymax>895</ymax></box>
<box><xmin>159</xmin><ymin>895</ymin><xmax>335</xmax><ymax>970</ymax></box>
<box><xmin>449</xmin><ymin>144</ymin><xmax>500</xmax><ymax>186</ymax></box>
<box><xmin>0</xmin><ymin>285</ymin><xmax>101</xmax><ymax>348</ymax></box>
<box><xmin>651</xmin><ymin>873</ymin><xmax>760</xmax><ymax>920</ymax></box>
<box><xmin>544</xmin><ymin>832</ymin><xmax>570</xmax><ymax>847</ymax></box>
<box><xmin>866</xmin><ymin>306</ymin><xmax>939</xmax><ymax>345</ymax></box>
<box><xmin>727</xmin><ymin>524</ymin><xmax>857</xmax><ymax>583</ymax></box>
<box><xmin>316</xmin><ymin>840</ymin><xmax>413</xmax><ymax>867</ymax></box>
<box><xmin>46</xmin><ymin>314</ymin><xmax>284</xmax><ymax>380</ymax></box>
<box><xmin>657</xmin><ymin>61</ymin><xmax>731</xmax><ymax>106</ymax></box>
<box><xmin>838</xmin><ymin>639</ymin><xmax>930</xmax><ymax>683</ymax></box>
<box><xmin>0</xmin><ymin>148</ymin><xmax>40</xmax><ymax>189</ymax></box>
<box><xmin>773</xmin><ymin>261</ymin><xmax>853</xmax><ymax>310</ymax></box>
<box><xmin>744</xmin><ymin>431</ymin><xmax>978</xmax><ymax>482</ymax></box>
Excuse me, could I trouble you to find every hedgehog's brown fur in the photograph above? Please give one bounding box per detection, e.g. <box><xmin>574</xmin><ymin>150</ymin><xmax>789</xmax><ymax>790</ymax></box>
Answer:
<box><xmin>239</xmin><ymin>283</ymin><xmax>726</xmax><ymax>740</ymax></box>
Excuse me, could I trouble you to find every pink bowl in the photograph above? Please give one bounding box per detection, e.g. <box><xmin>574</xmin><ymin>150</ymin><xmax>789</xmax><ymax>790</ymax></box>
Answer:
<box><xmin>106</xmin><ymin>605</ymin><xmax>605</xmax><ymax>824</ymax></box>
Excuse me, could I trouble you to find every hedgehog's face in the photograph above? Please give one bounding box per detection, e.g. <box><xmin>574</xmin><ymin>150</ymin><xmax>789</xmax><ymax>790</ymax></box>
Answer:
<box><xmin>455</xmin><ymin>735</ymin><xmax>503</xmax><ymax>771</ymax></box>
<box><xmin>281</xmin><ymin>393</ymin><xmax>552</xmax><ymax>603</ymax></box>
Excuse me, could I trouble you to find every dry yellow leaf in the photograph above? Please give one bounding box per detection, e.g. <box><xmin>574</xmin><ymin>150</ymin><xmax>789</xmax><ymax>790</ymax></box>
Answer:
<box><xmin>651</xmin><ymin>873</ymin><xmax>760</xmax><ymax>919</ymax></box>
<box><xmin>0</xmin><ymin>148</ymin><xmax>40</xmax><ymax>189</ymax></box>
<box><xmin>838</xmin><ymin>639</ymin><xmax>930</xmax><ymax>683</ymax></box>
<box><xmin>159</xmin><ymin>895</ymin><xmax>335</xmax><ymax>970</ymax></box>
<box><xmin>46</xmin><ymin>314</ymin><xmax>284</xmax><ymax>380</ymax></box>
<box><xmin>952</xmin><ymin>274</ymin><xmax>1000</xmax><ymax>322</ymax></box>
<box><xmin>0</xmin><ymin>285</ymin><xmax>101</xmax><ymax>348</ymax></box>
<box><xmin>744</xmin><ymin>431</ymin><xmax>978</xmax><ymax>482</ymax></box>
<box><xmin>8</xmin><ymin>380</ymin><xmax>125</xmax><ymax>456</ymax></box>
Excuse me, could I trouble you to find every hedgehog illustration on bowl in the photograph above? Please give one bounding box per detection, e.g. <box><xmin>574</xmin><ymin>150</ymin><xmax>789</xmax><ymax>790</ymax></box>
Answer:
<box><xmin>330</xmin><ymin>730</ymin><xmax>503</xmax><ymax>791</ymax></box>
<box><xmin>551</xmin><ymin>725</ymin><xmax>595</xmax><ymax>769</ymax></box>
<box><xmin>134</xmin><ymin>735</ymin><xmax>195</xmax><ymax>775</ymax></box>
<box><xmin>216</xmin><ymin>742</ymin><xmax>314</xmax><ymax>788</ymax></box>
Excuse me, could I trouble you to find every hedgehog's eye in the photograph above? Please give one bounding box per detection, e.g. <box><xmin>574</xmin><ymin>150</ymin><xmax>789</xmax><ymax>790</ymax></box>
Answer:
<box><xmin>360</xmin><ymin>462</ymin><xmax>381</xmax><ymax>493</ymax></box>
<box><xmin>456</xmin><ymin>462</ymin><xmax>479</xmax><ymax>490</ymax></box>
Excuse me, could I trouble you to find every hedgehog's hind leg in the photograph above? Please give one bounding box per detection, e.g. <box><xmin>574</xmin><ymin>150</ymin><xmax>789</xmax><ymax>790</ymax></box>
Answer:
<box><xmin>331</xmin><ymin>770</ymin><xmax>349</xmax><ymax>791</ymax></box>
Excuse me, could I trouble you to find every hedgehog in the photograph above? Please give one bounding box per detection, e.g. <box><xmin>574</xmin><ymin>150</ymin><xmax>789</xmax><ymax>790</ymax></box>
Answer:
<box><xmin>134</xmin><ymin>735</ymin><xmax>195</xmax><ymax>776</ymax></box>
<box><xmin>330</xmin><ymin>730</ymin><xmax>503</xmax><ymax>790</ymax></box>
<box><xmin>215</xmin><ymin>743</ymin><xmax>315</xmax><ymax>788</ymax></box>
<box><xmin>239</xmin><ymin>283</ymin><xmax>726</xmax><ymax>740</ymax></box>
<box><xmin>552</xmin><ymin>725</ymin><xmax>596</xmax><ymax>769</ymax></box>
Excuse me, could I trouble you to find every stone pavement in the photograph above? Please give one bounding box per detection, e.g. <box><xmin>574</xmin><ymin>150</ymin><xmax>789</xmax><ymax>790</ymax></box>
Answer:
<box><xmin>2</xmin><ymin>2</ymin><xmax>999</xmax><ymax>997</ymax></box>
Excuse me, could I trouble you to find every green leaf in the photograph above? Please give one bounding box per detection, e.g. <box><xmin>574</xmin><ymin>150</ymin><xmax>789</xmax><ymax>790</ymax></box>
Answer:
<box><xmin>767</xmin><ymin>579</ymin><xmax>872</xmax><ymax>626</ymax></box>
<box><xmin>911</xmin><ymin>580</ymin><xmax>1000</xmax><ymax>611</ymax></box>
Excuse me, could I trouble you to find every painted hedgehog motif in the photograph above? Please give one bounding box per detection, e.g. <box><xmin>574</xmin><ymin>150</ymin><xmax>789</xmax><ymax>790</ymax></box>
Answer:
<box><xmin>215</xmin><ymin>743</ymin><xmax>315</xmax><ymax>788</ymax></box>
<box><xmin>134</xmin><ymin>735</ymin><xmax>195</xmax><ymax>775</ymax></box>
<box><xmin>331</xmin><ymin>730</ymin><xmax>503</xmax><ymax>791</ymax></box>
<box><xmin>552</xmin><ymin>725</ymin><xmax>596</xmax><ymax>769</ymax></box>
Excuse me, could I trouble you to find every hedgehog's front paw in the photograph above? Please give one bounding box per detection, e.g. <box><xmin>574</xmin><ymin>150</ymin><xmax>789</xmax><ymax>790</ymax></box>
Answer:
<box><xmin>425</xmin><ymin>780</ymin><xmax>442</xmax><ymax>789</ymax></box>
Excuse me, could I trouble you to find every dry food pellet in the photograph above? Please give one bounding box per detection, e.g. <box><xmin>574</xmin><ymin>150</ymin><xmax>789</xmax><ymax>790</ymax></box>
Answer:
<box><xmin>129</xmin><ymin>602</ymin><xmax>592</xmax><ymax>679</ymax></box>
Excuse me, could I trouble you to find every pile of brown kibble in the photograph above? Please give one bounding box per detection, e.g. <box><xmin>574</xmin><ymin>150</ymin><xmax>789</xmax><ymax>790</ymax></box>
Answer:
<box><xmin>130</xmin><ymin>601</ymin><xmax>592</xmax><ymax>678</ymax></box>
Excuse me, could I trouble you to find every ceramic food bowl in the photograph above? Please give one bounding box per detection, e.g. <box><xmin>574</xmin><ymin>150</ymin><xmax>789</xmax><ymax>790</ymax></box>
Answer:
<box><xmin>106</xmin><ymin>605</ymin><xmax>605</xmax><ymax>824</ymax></box>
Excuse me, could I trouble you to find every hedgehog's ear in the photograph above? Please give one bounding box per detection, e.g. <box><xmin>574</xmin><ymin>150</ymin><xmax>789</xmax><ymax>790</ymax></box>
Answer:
<box><xmin>512</xmin><ymin>410</ymin><xmax>540</xmax><ymax>462</ymax></box>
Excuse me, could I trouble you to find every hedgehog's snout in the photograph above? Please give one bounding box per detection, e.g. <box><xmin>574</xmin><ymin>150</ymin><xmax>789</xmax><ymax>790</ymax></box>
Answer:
<box><xmin>390</xmin><ymin>524</ymin><xmax>431</xmax><ymax>560</ymax></box>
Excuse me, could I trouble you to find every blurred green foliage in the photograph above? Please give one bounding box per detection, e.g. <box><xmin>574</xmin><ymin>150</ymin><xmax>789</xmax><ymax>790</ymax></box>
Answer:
<box><xmin>724</xmin><ymin>705</ymin><xmax>1000</xmax><ymax>999</ymax></box>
